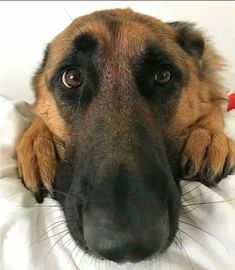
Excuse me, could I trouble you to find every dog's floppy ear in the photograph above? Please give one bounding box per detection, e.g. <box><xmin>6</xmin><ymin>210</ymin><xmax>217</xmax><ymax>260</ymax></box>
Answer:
<box><xmin>168</xmin><ymin>21</ymin><xmax>205</xmax><ymax>59</ymax></box>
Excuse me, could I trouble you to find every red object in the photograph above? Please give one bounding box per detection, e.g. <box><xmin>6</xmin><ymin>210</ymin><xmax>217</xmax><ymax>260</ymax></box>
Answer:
<box><xmin>227</xmin><ymin>91</ymin><xmax>235</xmax><ymax>111</ymax></box>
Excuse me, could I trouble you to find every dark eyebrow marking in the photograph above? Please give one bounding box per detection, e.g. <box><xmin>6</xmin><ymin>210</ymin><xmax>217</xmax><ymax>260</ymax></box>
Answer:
<box><xmin>73</xmin><ymin>33</ymin><xmax>97</xmax><ymax>51</ymax></box>
<box><xmin>143</xmin><ymin>43</ymin><xmax>189</xmax><ymax>86</ymax></box>
<box><xmin>144</xmin><ymin>43</ymin><xmax>174</xmax><ymax>65</ymax></box>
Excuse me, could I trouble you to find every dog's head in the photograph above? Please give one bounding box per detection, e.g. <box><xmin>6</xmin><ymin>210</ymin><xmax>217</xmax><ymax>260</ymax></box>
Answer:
<box><xmin>32</xmin><ymin>9</ymin><xmax>224</xmax><ymax>263</ymax></box>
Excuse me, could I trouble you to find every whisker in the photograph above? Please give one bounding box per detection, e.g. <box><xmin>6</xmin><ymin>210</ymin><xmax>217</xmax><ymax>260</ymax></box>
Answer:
<box><xmin>181</xmin><ymin>194</ymin><xmax>214</xmax><ymax>215</ymax></box>
<box><xmin>40</xmin><ymin>229</ymin><xmax>68</xmax><ymax>242</ymax></box>
<box><xmin>178</xmin><ymin>228</ymin><xmax>206</xmax><ymax>249</ymax></box>
<box><xmin>173</xmin><ymin>235</ymin><xmax>183</xmax><ymax>255</ymax></box>
<box><xmin>182</xmin><ymin>183</ymin><xmax>202</xmax><ymax>197</ymax></box>
<box><xmin>181</xmin><ymin>190</ymin><xmax>212</xmax><ymax>203</ymax></box>
<box><xmin>64</xmin><ymin>8</ymin><xmax>74</xmax><ymax>22</ymax></box>
<box><xmin>30</xmin><ymin>220</ymin><xmax>67</xmax><ymax>247</ymax></box>
<box><xmin>38</xmin><ymin>221</ymin><xmax>68</xmax><ymax>241</ymax></box>
<box><xmin>30</xmin><ymin>209</ymin><xmax>64</xmax><ymax>233</ymax></box>
<box><xmin>180</xmin><ymin>181</ymin><xmax>192</xmax><ymax>189</ymax></box>
<box><xmin>67</xmin><ymin>242</ymin><xmax>80</xmax><ymax>268</ymax></box>
<box><xmin>44</xmin><ymin>231</ymin><xmax>70</xmax><ymax>268</ymax></box>
<box><xmin>54</xmin><ymin>236</ymin><xmax>74</xmax><ymax>260</ymax></box>
<box><xmin>182</xmin><ymin>197</ymin><xmax>235</xmax><ymax>207</ymax></box>
<box><xmin>174</xmin><ymin>233</ymin><xmax>193</xmax><ymax>270</ymax></box>
<box><xmin>75</xmin><ymin>245</ymin><xmax>85</xmax><ymax>270</ymax></box>
<box><xmin>179</xmin><ymin>220</ymin><xmax>217</xmax><ymax>240</ymax></box>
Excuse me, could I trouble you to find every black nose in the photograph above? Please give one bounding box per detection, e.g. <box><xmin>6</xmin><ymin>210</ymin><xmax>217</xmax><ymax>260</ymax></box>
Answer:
<box><xmin>84</xmin><ymin>222</ymin><xmax>167</xmax><ymax>263</ymax></box>
<box><xmin>83</xmin><ymin>198</ymin><xmax>169</xmax><ymax>263</ymax></box>
<box><xmin>82</xmin><ymin>161</ymin><xmax>171</xmax><ymax>262</ymax></box>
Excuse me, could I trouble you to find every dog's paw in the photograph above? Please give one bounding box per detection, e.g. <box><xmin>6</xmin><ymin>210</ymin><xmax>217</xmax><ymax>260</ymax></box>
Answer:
<box><xmin>181</xmin><ymin>128</ymin><xmax>235</xmax><ymax>186</ymax></box>
<box><xmin>16</xmin><ymin>119</ymin><xmax>63</xmax><ymax>203</ymax></box>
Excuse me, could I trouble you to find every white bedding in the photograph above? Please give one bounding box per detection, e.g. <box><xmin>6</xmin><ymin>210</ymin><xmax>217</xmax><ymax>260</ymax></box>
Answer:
<box><xmin>0</xmin><ymin>95</ymin><xmax>235</xmax><ymax>270</ymax></box>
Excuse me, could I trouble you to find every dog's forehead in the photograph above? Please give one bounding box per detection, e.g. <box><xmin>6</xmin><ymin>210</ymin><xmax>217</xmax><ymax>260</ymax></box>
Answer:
<box><xmin>46</xmin><ymin>9</ymin><xmax>183</xmax><ymax>76</ymax></box>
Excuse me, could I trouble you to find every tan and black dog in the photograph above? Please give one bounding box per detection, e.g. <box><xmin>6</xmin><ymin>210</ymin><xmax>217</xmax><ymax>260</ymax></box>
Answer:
<box><xmin>17</xmin><ymin>9</ymin><xmax>235</xmax><ymax>263</ymax></box>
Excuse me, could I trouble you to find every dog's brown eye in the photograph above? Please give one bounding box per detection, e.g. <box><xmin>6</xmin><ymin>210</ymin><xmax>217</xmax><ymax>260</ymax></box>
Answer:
<box><xmin>155</xmin><ymin>70</ymin><xmax>171</xmax><ymax>85</ymax></box>
<box><xmin>62</xmin><ymin>68</ymin><xmax>83</xmax><ymax>88</ymax></box>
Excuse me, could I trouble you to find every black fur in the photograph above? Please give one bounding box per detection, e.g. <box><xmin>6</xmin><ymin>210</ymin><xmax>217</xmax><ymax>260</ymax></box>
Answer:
<box><xmin>168</xmin><ymin>21</ymin><xmax>205</xmax><ymax>59</ymax></box>
<box><xmin>134</xmin><ymin>44</ymin><xmax>184</xmax><ymax>109</ymax></box>
<box><xmin>73</xmin><ymin>33</ymin><xmax>98</xmax><ymax>52</ymax></box>
<box><xmin>49</xmin><ymin>35</ymin><xmax>99</xmax><ymax>122</ymax></box>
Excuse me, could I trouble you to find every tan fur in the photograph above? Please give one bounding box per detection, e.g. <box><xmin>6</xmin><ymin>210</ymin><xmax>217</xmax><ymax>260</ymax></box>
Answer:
<box><xmin>16</xmin><ymin>8</ymin><xmax>235</xmax><ymax>195</ymax></box>
<box><xmin>17</xmin><ymin>118</ymin><xmax>65</xmax><ymax>193</ymax></box>
<box><xmin>32</xmin><ymin>73</ymin><xmax>69</xmax><ymax>141</ymax></box>
<box><xmin>182</xmin><ymin>106</ymin><xmax>235</xmax><ymax>184</ymax></box>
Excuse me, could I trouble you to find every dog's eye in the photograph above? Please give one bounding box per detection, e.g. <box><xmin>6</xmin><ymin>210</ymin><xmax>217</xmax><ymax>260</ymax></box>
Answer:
<box><xmin>154</xmin><ymin>69</ymin><xmax>171</xmax><ymax>86</ymax></box>
<box><xmin>62</xmin><ymin>68</ymin><xmax>83</xmax><ymax>88</ymax></box>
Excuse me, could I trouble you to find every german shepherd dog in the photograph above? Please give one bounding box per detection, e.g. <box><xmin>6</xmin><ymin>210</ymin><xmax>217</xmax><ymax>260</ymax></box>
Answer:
<box><xmin>17</xmin><ymin>9</ymin><xmax>235</xmax><ymax>263</ymax></box>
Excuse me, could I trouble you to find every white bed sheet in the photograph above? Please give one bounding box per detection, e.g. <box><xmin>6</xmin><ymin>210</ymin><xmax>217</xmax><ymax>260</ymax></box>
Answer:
<box><xmin>0</xmin><ymin>95</ymin><xmax>235</xmax><ymax>270</ymax></box>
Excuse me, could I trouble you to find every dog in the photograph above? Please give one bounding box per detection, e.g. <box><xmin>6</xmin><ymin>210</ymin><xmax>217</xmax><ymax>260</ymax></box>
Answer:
<box><xmin>16</xmin><ymin>8</ymin><xmax>235</xmax><ymax>263</ymax></box>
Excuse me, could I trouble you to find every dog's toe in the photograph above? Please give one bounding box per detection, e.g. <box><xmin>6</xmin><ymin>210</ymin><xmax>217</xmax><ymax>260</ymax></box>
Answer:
<box><xmin>181</xmin><ymin>128</ymin><xmax>235</xmax><ymax>186</ymax></box>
